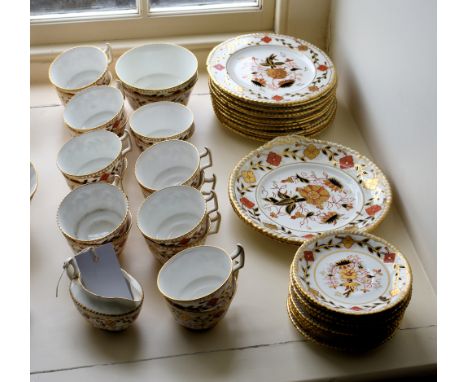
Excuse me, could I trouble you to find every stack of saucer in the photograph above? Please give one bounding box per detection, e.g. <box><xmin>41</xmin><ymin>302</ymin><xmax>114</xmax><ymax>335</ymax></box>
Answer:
<box><xmin>207</xmin><ymin>33</ymin><xmax>337</xmax><ymax>141</ymax></box>
<box><xmin>288</xmin><ymin>231</ymin><xmax>412</xmax><ymax>351</ymax></box>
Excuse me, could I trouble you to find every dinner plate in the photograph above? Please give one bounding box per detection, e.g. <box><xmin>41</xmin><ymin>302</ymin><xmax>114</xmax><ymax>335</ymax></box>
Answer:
<box><xmin>207</xmin><ymin>33</ymin><xmax>336</xmax><ymax>105</ymax></box>
<box><xmin>229</xmin><ymin>136</ymin><xmax>391</xmax><ymax>244</ymax></box>
<box><xmin>291</xmin><ymin>231</ymin><xmax>412</xmax><ymax>315</ymax></box>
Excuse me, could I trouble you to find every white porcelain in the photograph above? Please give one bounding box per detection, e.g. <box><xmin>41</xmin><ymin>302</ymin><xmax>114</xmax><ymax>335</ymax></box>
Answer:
<box><xmin>64</xmin><ymin>85</ymin><xmax>125</xmax><ymax>134</ymax></box>
<box><xmin>50</xmin><ymin>45</ymin><xmax>112</xmax><ymax>90</ymax></box>
<box><xmin>57</xmin><ymin>182</ymin><xmax>128</xmax><ymax>242</ymax></box>
<box><xmin>135</xmin><ymin>140</ymin><xmax>213</xmax><ymax>193</ymax></box>
<box><xmin>157</xmin><ymin>245</ymin><xmax>245</xmax><ymax>302</ymax></box>
<box><xmin>130</xmin><ymin>101</ymin><xmax>194</xmax><ymax>139</ymax></box>
<box><xmin>138</xmin><ymin>186</ymin><xmax>208</xmax><ymax>241</ymax></box>
<box><xmin>115</xmin><ymin>43</ymin><xmax>197</xmax><ymax>91</ymax></box>
<box><xmin>30</xmin><ymin>162</ymin><xmax>37</xmax><ymax>199</ymax></box>
<box><xmin>57</xmin><ymin>130</ymin><xmax>131</xmax><ymax>177</ymax></box>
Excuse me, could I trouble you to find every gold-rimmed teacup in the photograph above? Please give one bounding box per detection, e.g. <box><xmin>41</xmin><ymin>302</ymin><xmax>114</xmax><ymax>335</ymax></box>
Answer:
<box><xmin>57</xmin><ymin>176</ymin><xmax>131</xmax><ymax>256</ymax></box>
<box><xmin>137</xmin><ymin>186</ymin><xmax>221</xmax><ymax>263</ymax></box>
<box><xmin>64</xmin><ymin>85</ymin><xmax>127</xmax><ymax>137</ymax></box>
<box><xmin>57</xmin><ymin>129</ymin><xmax>132</xmax><ymax>189</ymax></box>
<box><xmin>135</xmin><ymin>140</ymin><xmax>214</xmax><ymax>197</ymax></box>
<box><xmin>49</xmin><ymin>44</ymin><xmax>113</xmax><ymax>105</ymax></box>
<box><xmin>115</xmin><ymin>43</ymin><xmax>198</xmax><ymax>109</ymax></box>
<box><xmin>129</xmin><ymin>101</ymin><xmax>195</xmax><ymax>150</ymax></box>
<box><xmin>157</xmin><ymin>244</ymin><xmax>245</xmax><ymax>329</ymax></box>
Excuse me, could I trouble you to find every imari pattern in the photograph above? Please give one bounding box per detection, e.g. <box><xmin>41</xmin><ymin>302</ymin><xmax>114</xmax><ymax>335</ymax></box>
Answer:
<box><xmin>293</xmin><ymin>232</ymin><xmax>411</xmax><ymax>314</ymax></box>
<box><xmin>230</xmin><ymin>135</ymin><xmax>391</xmax><ymax>244</ymax></box>
<box><xmin>208</xmin><ymin>33</ymin><xmax>335</xmax><ymax>103</ymax></box>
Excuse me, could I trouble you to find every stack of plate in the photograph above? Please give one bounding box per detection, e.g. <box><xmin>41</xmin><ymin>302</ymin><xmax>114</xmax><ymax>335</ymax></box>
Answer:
<box><xmin>207</xmin><ymin>33</ymin><xmax>337</xmax><ymax>141</ymax></box>
<box><xmin>288</xmin><ymin>231</ymin><xmax>412</xmax><ymax>351</ymax></box>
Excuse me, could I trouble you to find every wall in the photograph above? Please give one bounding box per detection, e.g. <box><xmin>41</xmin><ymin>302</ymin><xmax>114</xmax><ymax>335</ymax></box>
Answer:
<box><xmin>329</xmin><ymin>0</ymin><xmax>437</xmax><ymax>288</ymax></box>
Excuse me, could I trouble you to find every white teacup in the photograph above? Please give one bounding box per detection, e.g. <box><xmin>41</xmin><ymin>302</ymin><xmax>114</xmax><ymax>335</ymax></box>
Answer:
<box><xmin>57</xmin><ymin>129</ymin><xmax>132</xmax><ymax>189</ymax></box>
<box><xmin>57</xmin><ymin>179</ymin><xmax>131</xmax><ymax>255</ymax></box>
<box><xmin>64</xmin><ymin>85</ymin><xmax>127</xmax><ymax>137</ymax></box>
<box><xmin>129</xmin><ymin>101</ymin><xmax>195</xmax><ymax>150</ymax></box>
<box><xmin>135</xmin><ymin>140</ymin><xmax>214</xmax><ymax>196</ymax></box>
<box><xmin>49</xmin><ymin>44</ymin><xmax>113</xmax><ymax>104</ymax></box>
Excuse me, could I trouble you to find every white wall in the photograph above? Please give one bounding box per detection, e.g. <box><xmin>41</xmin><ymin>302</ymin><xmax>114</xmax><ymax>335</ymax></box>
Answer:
<box><xmin>329</xmin><ymin>0</ymin><xmax>437</xmax><ymax>288</ymax></box>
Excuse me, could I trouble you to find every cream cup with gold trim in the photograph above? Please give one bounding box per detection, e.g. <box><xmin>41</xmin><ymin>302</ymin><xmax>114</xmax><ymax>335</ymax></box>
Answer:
<box><xmin>157</xmin><ymin>245</ymin><xmax>245</xmax><ymax>329</ymax></box>
<box><xmin>49</xmin><ymin>44</ymin><xmax>113</xmax><ymax>105</ymax></box>
<box><xmin>129</xmin><ymin>101</ymin><xmax>195</xmax><ymax>150</ymax></box>
<box><xmin>115</xmin><ymin>43</ymin><xmax>198</xmax><ymax>109</ymax></box>
<box><xmin>57</xmin><ymin>176</ymin><xmax>131</xmax><ymax>256</ymax></box>
<box><xmin>137</xmin><ymin>186</ymin><xmax>221</xmax><ymax>263</ymax></box>
<box><xmin>57</xmin><ymin>129</ymin><xmax>132</xmax><ymax>189</ymax></box>
<box><xmin>64</xmin><ymin>85</ymin><xmax>127</xmax><ymax>137</ymax></box>
<box><xmin>135</xmin><ymin>140</ymin><xmax>214</xmax><ymax>197</ymax></box>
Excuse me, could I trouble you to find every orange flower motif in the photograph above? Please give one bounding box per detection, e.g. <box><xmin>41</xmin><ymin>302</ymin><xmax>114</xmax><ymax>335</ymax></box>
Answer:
<box><xmin>304</xmin><ymin>144</ymin><xmax>320</xmax><ymax>160</ymax></box>
<box><xmin>308</xmin><ymin>85</ymin><xmax>319</xmax><ymax>92</ymax></box>
<box><xmin>291</xmin><ymin>211</ymin><xmax>305</xmax><ymax>220</ymax></box>
<box><xmin>321</xmin><ymin>211</ymin><xmax>340</xmax><ymax>224</ymax></box>
<box><xmin>261</xmin><ymin>35</ymin><xmax>272</xmax><ymax>43</ymax></box>
<box><xmin>240</xmin><ymin>197</ymin><xmax>255</xmax><ymax>209</ymax></box>
<box><xmin>272</xmin><ymin>95</ymin><xmax>284</xmax><ymax>102</ymax></box>
<box><xmin>339</xmin><ymin>155</ymin><xmax>354</xmax><ymax>169</ymax></box>
<box><xmin>266</xmin><ymin>151</ymin><xmax>282</xmax><ymax>166</ymax></box>
<box><xmin>296</xmin><ymin>185</ymin><xmax>330</xmax><ymax>209</ymax></box>
<box><xmin>241</xmin><ymin>170</ymin><xmax>256</xmax><ymax>183</ymax></box>
<box><xmin>342</xmin><ymin>236</ymin><xmax>354</xmax><ymax>248</ymax></box>
<box><xmin>318</xmin><ymin>64</ymin><xmax>328</xmax><ymax>71</ymax></box>
<box><xmin>365</xmin><ymin>205</ymin><xmax>382</xmax><ymax>216</ymax></box>
<box><xmin>323</xmin><ymin>177</ymin><xmax>343</xmax><ymax>192</ymax></box>
<box><xmin>297</xmin><ymin>44</ymin><xmax>308</xmax><ymax>51</ymax></box>
<box><xmin>304</xmin><ymin>251</ymin><xmax>314</xmax><ymax>261</ymax></box>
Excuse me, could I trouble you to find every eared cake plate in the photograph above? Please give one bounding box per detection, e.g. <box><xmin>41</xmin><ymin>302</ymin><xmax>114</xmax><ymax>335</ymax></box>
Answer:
<box><xmin>229</xmin><ymin>135</ymin><xmax>391</xmax><ymax>244</ymax></box>
<box><xmin>291</xmin><ymin>231</ymin><xmax>412</xmax><ymax>315</ymax></box>
<box><xmin>207</xmin><ymin>33</ymin><xmax>336</xmax><ymax>105</ymax></box>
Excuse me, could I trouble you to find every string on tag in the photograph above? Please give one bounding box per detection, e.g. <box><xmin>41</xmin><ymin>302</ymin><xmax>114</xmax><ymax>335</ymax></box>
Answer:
<box><xmin>55</xmin><ymin>266</ymin><xmax>66</xmax><ymax>298</ymax></box>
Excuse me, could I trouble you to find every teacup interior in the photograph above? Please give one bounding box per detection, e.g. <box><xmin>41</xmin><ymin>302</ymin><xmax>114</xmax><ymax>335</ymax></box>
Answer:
<box><xmin>57</xmin><ymin>130</ymin><xmax>121</xmax><ymax>175</ymax></box>
<box><xmin>64</xmin><ymin>86</ymin><xmax>123</xmax><ymax>130</ymax></box>
<box><xmin>158</xmin><ymin>246</ymin><xmax>231</xmax><ymax>300</ymax></box>
<box><xmin>130</xmin><ymin>101</ymin><xmax>193</xmax><ymax>138</ymax></box>
<box><xmin>70</xmin><ymin>270</ymin><xmax>143</xmax><ymax>315</ymax></box>
<box><xmin>116</xmin><ymin>44</ymin><xmax>197</xmax><ymax>90</ymax></box>
<box><xmin>136</xmin><ymin>140</ymin><xmax>198</xmax><ymax>190</ymax></box>
<box><xmin>58</xmin><ymin>183</ymin><xmax>127</xmax><ymax>241</ymax></box>
<box><xmin>138</xmin><ymin>186</ymin><xmax>204</xmax><ymax>240</ymax></box>
<box><xmin>50</xmin><ymin>46</ymin><xmax>107</xmax><ymax>89</ymax></box>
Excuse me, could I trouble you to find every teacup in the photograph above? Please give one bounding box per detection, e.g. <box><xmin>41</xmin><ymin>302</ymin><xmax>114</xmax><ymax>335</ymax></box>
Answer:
<box><xmin>68</xmin><ymin>267</ymin><xmax>143</xmax><ymax>332</ymax></box>
<box><xmin>57</xmin><ymin>129</ymin><xmax>132</xmax><ymax>189</ymax></box>
<box><xmin>57</xmin><ymin>176</ymin><xmax>131</xmax><ymax>256</ymax></box>
<box><xmin>49</xmin><ymin>44</ymin><xmax>113</xmax><ymax>105</ymax></box>
<box><xmin>30</xmin><ymin>162</ymin><xmax>38</xmax><ymax>200</ymax></box>
<box><xmin>115</xmin><ymin>43</ymin><xmax>198</xmax><ymax>109</ymax></box>
<box><xmin>135</xmin><ymin>140</ymin><xmax>214</xmax><ymax>196</ymax></box>
<box><xmin>157</xmin><ymin>245</ymin><xmax>245</xmax><ymax>329</ymax></box>
<box><xmin>129</xmin><ymin>101</ymin><xmax>195</xmax><ymax>150</ymax></box>
<box><xmin>137</xmin><ymin>186</ymin><xmax>221</xmax><ymax>263</ymax></box>
<box><xmin>64</xmin><ymin>85</ymin><xmax>127</xmax><ymax>137</ymax></box>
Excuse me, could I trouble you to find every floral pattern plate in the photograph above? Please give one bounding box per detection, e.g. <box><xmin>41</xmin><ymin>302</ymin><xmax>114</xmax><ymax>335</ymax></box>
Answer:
<box><xmin>207</xmin><ymin>33</ymin><xmax>336</xmax><ymax>104</ymax></box>
<box><xmin>228</xmin><ymin>135</ymin><xmax>391</xmax><ymax>244</ymax></box>
<box><xmin>291</xmin><ymin>231</ymin><xmax>412</xmax><ymax>314</ymax></box>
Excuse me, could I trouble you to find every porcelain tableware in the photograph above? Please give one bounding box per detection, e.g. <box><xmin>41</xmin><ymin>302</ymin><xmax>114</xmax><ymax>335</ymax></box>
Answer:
<box><xmin>68</xmin><ymin>268</ymin><xmax>143</xmax><ymax>331</ymax></box>
<box><xmin>57</xmin><ymin>129</ymin><xmax>132</xmax><ymax>189</ymax></box>
<box><xmin>229</xmin><ymin>135</ymin><xmax>391</xmax><ymax>244</ymax></box>
<box><xmin>30</xmin><ymin>162</ymin><xmax>38</xmax><ymax>200</ymax></box>
<box><xmin>129</xmin><ymin>101</ymin><xmax>195</xmax><ymax>150</ymax></box>
<box><xmin>64</xmin><ymin>85</ymin><xmax>127</xmax><ymax>137</ymax></box>
<box><xmin>157</xmin><ymin>244</ymin><xmax>244</xmax><ymax>328</ymax></box>
<box><xmin>137</xmin><ymin>186</ymin><xmax>221</xmax><ymax>263</ymax></box>
<box><xmin>49</xmin><ymin>44</ymin><xmax>113</xmax><ymax>105</ymax></box>
<box><xmin>115</xmin><ymin>43</ymin><xmax>198</xmax><ymax>108</ymax></box>
<box><xmin>135</xmin><ymin>140</ymin><xmax>214</xmax><ymax>196</ymax></box>
<box><xmin>57</xmin><ymin>176</ymin><xmax>131</xmax><ymax>256</ymax></box>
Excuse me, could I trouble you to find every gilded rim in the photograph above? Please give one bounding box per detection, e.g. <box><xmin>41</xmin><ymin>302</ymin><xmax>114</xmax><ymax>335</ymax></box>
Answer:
<box><xmin>291</xmin><ymin>230</ymin><xmax>412</xmax><ymax>315</ymax></box>
<box><xmin>157</xmin><ymin>244</ymin><xmax>237</xmax><ymax>304</ymax></box>
<box><xmin>115</xmin><ymin>43</ymin><xmax>198</xmax><ymax>93</ymax></box>
<box><xmin>49</xmin><ymin>45</ymin><xmax>109</xmax><ymax>92</ymax></box>
<box><xmin>206</xmin><ymin>33</ymin><xmax>337</xmax><ymax>106</ymax></box>
<box><xmin>57</xmin><ymin>182</ymin><xmax>130</xmax><ymax>244</ymax></box>
<box><xmin>228</xmin><ymin>136</ymin><xmax>390</xmax><ymax>244</ymax></box>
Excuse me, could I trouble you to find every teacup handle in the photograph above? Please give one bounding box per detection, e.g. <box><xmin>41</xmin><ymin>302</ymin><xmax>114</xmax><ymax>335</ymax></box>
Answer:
<box><xmin>200</xmin><ymin>173</ymin><xmax>217</xmax><ymax>193</ymax></box>
<box><xmin>199</xmin><ymin>147</ymin><xmax>213</xmax><ymax>172</ymax></box>
<box><xmin>103</xmin><ymin>43</ymin><xmax>113</xmax><ymax>65</ymax></box>
<box><xmin>115</xmin><ymin>79</ymin><xmax>126</xmax><ymax>99</ymax></box>
<box><xmin>230</xmin><ymin>244</ymin><xmax>245</xmax><ymax>273</ymax></box>
<box><xmin>202</xmin><ymin>190</ymin><xmax>221</xmax><ymax>235</ymax></box>
<box><xmin>112</xmin><ymin>173</ymin><xmax>124</xmax><ymax>190</ymax></box>
<box><xmin>120</xmin><ymin>130</ymin><xmax>132</xmax><ymax>156</ymax></box>
<box><xmin>56</xmin><ymin>257</ymin><xmax>79</xmax><ymax>297</ymax></box>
